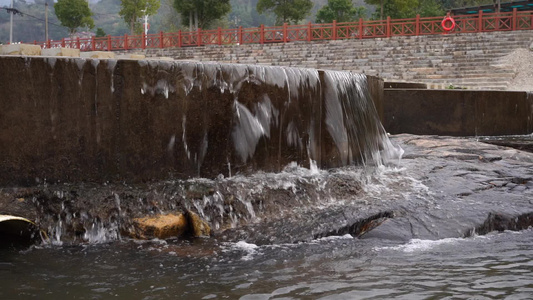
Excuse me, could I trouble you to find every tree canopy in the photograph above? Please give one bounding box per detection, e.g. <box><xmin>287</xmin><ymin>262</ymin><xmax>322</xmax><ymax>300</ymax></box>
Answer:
<box><xmin>173</xmin><ymin>0</ymin><xmax>231</xmax><ymax>30</ymax></box>
<box><xmin>54</xmin><ymin>0</ymin><xmax>95</xmax><ymax>36</ymax></box>
<box><xmin>119</xmin><ymin>0</ymin><xmax>161</xmax><ymax>35</ymax></box>
<box><xmin>364</xmin><ymin>0</ymin><xmax>444</xmax><ymax>20</ymax></box>
<box><xmin>315</xmin><ymin>0</ymin><xmax>365</xmax><ymax>23</ymax></box>
<box><xmin>257</xmin><ymin>0</ymin><xmax>314</xmax><ymax>25</ymax></box>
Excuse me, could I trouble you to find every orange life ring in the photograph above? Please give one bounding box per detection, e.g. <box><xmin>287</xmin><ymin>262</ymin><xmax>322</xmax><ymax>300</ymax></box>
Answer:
<box><xmin>441</xmin><ymin>16</ymin><xmax>456</xmax><ymax>32</ymax></box>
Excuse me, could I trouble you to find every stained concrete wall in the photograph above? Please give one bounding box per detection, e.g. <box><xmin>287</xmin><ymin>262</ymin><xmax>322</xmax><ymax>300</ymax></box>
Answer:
<box><xmin>0</xmin><ymin>56</ymin><xmax>386</xmax><ymax>186</ymax></box>
<box><xmin>384</xmin><ymin>89</ymin><xmax>533</xmax><ymax>136</ymax></box>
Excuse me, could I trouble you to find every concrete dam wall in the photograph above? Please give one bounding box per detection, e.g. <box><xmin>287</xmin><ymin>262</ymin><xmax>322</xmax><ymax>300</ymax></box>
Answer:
<box><xmin>0</xmin><ymin>56</ymin><xmax>393</xmax><ymax>186</ymax></box>
<box><xmin>384</xmin><ymin>89</ymin><xmax>533</xmax><ymax>136</ymax></box>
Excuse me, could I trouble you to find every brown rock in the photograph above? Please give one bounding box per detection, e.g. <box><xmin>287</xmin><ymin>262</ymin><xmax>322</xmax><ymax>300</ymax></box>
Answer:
<box><xmin>186</xmin><ymin>211</ymin><xmax>211</xmax><ymax>237</ymax></box>
<box><xmin>130</xmin><ymin>213</ymin><xmax>188</xmax><ymax>239</ymax></box>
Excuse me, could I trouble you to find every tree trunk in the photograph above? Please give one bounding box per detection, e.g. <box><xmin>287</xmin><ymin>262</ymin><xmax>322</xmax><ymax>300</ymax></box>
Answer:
<box><xmin>189</xmin><ymin>10</ymin><xmax>193</xmax><ymax>31</ymax></box>
<box><xmin>195</xmin><ymin>9</ymin><xmax>199</xmax><ymax>31</ymax></box>
<box><xmin>381</xmin><ymin>0</ymin><xmax>384</xmax><ymax>20</ymax></box>
<box><xmin>130</xmin><ymin>17</ymin><xmax>135</xmax><ymax>35</ymax></box>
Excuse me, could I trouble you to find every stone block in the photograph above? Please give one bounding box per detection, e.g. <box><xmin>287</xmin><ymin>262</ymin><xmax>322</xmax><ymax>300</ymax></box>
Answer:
<box><xmin>41</xmin><ymin>47</ymin><xmax>80</xmax><ymax>57</ymax></box>
<box><xmin>153</xmin><ymin>57</ymin><xmax>174</xmax><ymax>61</ymax></box>
<box><xmin>1</xmin><ymin>44</ymin><xmax>41</xmax><ymax>56</ymax></box>
<box><xmin>529</xmin><ymin>41</ymin><xmax>533</xmax><ymax>51</ymax></box>
<box><xmin>116</xmin><ymin>54</ymin><xmax>146</xmax><ymax>60</ymax></box>
<box><xmin>61</xmin><ymin>48</ymin><xmax>81</xmax><ymax>57</ymax></box>
<box><xmin>79</xmin><ymin>51</ymin><xmax>115</xmax><ymax>59</ymax></box>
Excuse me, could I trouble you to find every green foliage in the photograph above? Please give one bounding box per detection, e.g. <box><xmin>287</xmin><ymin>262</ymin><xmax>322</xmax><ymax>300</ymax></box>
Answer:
<box><xmin>315</xmin><ymin>0</ymin><xmax>365</xmax><ymax>23</ymax></box>
<box><xmin>257</xmin><ymin>0</ymin><xmax>314</xmax><ymax>25</ymax></box>
<box><xmin>95</xmin><ymin>27</ymin><xmax>107</xmax><ymax>37</ymax></box>
<box><xmin>54</xmin><ymin>0</ymin><xmax>95</xmax><ymax>35</ymax></box>
<box><xmin>440</xmin><ymin>0</ymin><xmax>494</xmax><ymax>10</ymax></box>
<box><xmin>365</xmin><ymin>0</ymin><xmax>444</xmax><ymax>20</ymax></box>
<box><xmin>119</xmin><ymin>0</ymin><xmax>161</xmax><ymax>34</ymax></box>
<box><xmin>173</xmin><ymin>0</ymin><xmax>231</xmax><ymax>29</ymax></box>
<box><xmin>228</xmin><ymin>0</ymin><xmax>276</xmax><ymax>27</ymax></box>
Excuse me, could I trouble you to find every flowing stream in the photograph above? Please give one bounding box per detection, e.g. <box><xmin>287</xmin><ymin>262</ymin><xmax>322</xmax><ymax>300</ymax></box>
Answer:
<box><xmin>1</xmin><ymin>222</ymin><xmax>532</xmax><ymax>299</ymax></box>
<box><xmin>2</xmin><ymin>155</ymin><xmax>533</xmax><ymax>299</ymax></box>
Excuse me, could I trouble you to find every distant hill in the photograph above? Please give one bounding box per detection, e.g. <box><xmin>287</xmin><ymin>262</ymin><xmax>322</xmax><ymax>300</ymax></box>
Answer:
<box><xmin>0</xmin><ymin>0</ymin><xmax>375</xmax><ymax>44</ymax></box>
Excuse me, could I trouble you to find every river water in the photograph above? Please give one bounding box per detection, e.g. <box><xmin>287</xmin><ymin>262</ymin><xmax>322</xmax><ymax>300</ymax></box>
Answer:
<box><xmin>1</xmin><ymin>227</ymin><xmax>532</xmax><ymax>299</ymax></box>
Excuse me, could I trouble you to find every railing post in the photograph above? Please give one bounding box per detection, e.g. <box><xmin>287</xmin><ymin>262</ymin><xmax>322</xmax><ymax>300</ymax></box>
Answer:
<box><xmin>386</xmin><ymin>16</ymin><xmax>391</xmax><ymax>37</ymax></box>
<box><xmin>160</xmin><ymin>31</ymin><xmax>164</xmax><ymax>48</ymax></box>
<box><xmin>218</xmin><ymin>27</ymin><xmax>222</xmax><ymax>45</ymax></box>
<box><xmin>142</xmin><ymin>33</ymin><xmax>146</xmax><ymax>49</ymax></box>
<box><xmin>91</xmin><ymin>36</ymin><xmax>95</xmax><ymax>51</ymax></box>
<box><xmin>478</xmin><ymin>10</ymin><xmax>483</xmax><ymax>32</ymax></box>
<box><xmin>307</xmin><ymin>22</ymin><xmax>312</xmax><ymax>41</ymax></box>
<box><xmin>238</xmin><ymin>26</ymin><xmax>243</xmax><ymax>44</ymax></box>
<box><xmin>512</xmin><ymin>8</ymin><xmax>517</xmax><ymax>31</ymax></box>
<box><xmin>359</xmin><ymin>18</ymin><xmax>363</xmax><ymax>39</ymax></box>
<box><xmin>107</xmin><ymin>35</ymin><xmax>111</xmax><ymax>51</ymax></box>
<box><xmin>124</xmin><ymin>34</ymin><xmax>129</xmax><ymax>50</ymax></box>
<box><xmin>47</xmin><ymin>39</ymin><xmax>51</xmax><ymax>48</ymax></box>
<box><xmin>260</xmin><ymin>24</ymin><xmax>264</xmax><ymax>44</ymax></box>
<box><xmin>283</xmin><ymin>23</ymin><xmax>288</xmax><ymax>42</ymax></box>
<box><xmin>77</xmin><ymin>37</ymin><xmax>80</xmax><ymax>49</ymax></box>
<box><xmin>416</xmin><ymin>14</ymin><xmax>420</xmax><ymax>36</ymax></box>
<box><xmin>197</xmin><ymin>28</ymin><xmax>202</xmax><ymax>46</ymax></box>
<box><xmin>178</xmin><ymin>30</ymin><xmax>182</xmax><ymax>47</ymax></box>
<box><xmin>332</xmin><ymin>20</ymin><xmax>337</xmax><ymax>40</ymax></box>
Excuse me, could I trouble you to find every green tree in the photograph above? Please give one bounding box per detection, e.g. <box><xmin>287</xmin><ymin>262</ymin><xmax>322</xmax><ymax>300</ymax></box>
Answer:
<box><xmin>315</xmin><ymin>0</ymin><xmax>365</xmax><ymax>23</ymax></box>
<box><xmin>95</xmin><ymin>28</ymin><xmax>107</xmax><ymax>37</ymax></box>
<box><xmin>119</xmin><ymin>0</ymin><xmax>161</xmax><ymax>35</ymax></box>
<box><xmin>365</xmin><ymin>0</ymin><xmax>444</xmax><ymax>20</ymax></box>
<box><xmin>257</xmin><ymin>0</ymin><xmax>314</xmax><ymax>25</ymax></box>
<box><xmin>173</xmin><ymin>0</ymin><xmax>231</xmax><ymax>30</ymax></box>
<box><xmin>228</xmin><ymin>0</ymin><xmax>275</xmax><ymax>28</ymax></box>
<box><xmin>54</xmin><ymin>0</ymin><xmax>95</xmax><ymax>36</ymax></box>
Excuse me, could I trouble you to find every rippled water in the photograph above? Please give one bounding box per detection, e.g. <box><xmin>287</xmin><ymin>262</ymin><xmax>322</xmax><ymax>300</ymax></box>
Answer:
<box><xmin>2</xmin><ymin>228</ymin><xmax>532</xmax><ymax>299</ymax></box>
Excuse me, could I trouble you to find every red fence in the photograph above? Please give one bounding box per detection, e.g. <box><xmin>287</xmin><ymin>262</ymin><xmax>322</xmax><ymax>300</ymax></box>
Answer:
<box><xmin>33</xmin><ymin>9</ymin><xmax>533</xmax><ymax>51</ymax></box>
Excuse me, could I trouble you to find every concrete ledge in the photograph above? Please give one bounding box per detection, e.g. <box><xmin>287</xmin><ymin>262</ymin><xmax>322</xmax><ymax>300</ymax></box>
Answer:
<box><xmin>41</xmin><ymin>47</ymin><xmax>80</xmax><ymax>57</ymax></box>
<box><xmin>116</xmin><ymin>54</ymin><xmax>145</xmax><ymax>60</ymax></box>
<box><xmin>79</xmin><ymin>51</ymin><xmax>115</xmax><ymax>59</ymax></box>
<box><xmin>1</xmin><ymin>44</ymin><xmax>41</xmax><ymax>56</ymax></box>
<box><xmin>385</xmin><ymin>82</ymin><xmax>427</xmax><ymax>89</ymax></box>
<box><xmin>384</xmin><ymin>89</ymin><xmax>533</xmax><ymax>136</ymax></box>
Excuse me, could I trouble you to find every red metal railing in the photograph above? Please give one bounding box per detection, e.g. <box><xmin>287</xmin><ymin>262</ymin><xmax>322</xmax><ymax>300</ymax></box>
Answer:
<box><xmin>32</xmin><ymin>9</ymin><xmax>533</xmax><ymax>51</ymax></box>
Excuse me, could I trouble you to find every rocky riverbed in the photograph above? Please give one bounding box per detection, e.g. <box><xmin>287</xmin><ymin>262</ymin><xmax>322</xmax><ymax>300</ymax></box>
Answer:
<box><xmin>1</xmin><ymin>134</ymin><xmax>532</xmax><ymax>246</ymax></box>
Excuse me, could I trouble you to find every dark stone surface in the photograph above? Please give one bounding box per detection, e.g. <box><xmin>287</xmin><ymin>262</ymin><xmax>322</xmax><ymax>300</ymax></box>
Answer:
<box><xmin>384</xmin><ymin>82</ymin><xmax>427</xmax><ymax>89</ymax></box>
<box><xmin>384</xmin><ymin>89</ymin><xmax>533</xmax><ymax>136</ymax></box>
<box><xmin>0</xmin><ymin>56</ymin><xmax>386</xmax><ymax>186</ymax></box>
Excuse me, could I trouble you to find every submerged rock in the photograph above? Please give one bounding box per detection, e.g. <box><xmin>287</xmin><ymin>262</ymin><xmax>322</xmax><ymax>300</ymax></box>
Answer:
<box><xmin>128</xmin><ymin>213</ymin><xmax>189</xmax><ymax>240</ymax></box>
<box><xmin>125</xmin><ymin>210</ymin><xmax>211</xmax><ymax>240</ymax></box>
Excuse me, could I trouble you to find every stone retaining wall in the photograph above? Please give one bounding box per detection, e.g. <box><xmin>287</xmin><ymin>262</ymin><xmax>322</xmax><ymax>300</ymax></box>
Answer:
<box><xmin>133</xmin><ymin>30</ymin><xmax>533</xmax><ymax>90</ymax></box>
<box><xmin>384</xmin><ymin>89</ymin><xmax>533</xmax><ymax>136</ymax></box>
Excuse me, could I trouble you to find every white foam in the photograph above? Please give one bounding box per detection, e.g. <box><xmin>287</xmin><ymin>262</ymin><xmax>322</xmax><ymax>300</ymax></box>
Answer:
<box><xmin>231</xmin><ymin>241</ymin><xmax>259</xmax><ymax>261</ymax></box>
<box><xmin>376</xmin><ymin>237</ymin><xmax>478</xmax><ymax>253</ymax></box>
